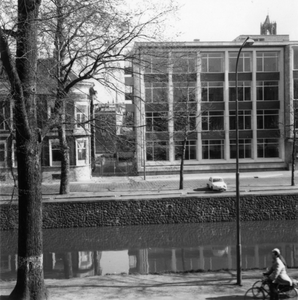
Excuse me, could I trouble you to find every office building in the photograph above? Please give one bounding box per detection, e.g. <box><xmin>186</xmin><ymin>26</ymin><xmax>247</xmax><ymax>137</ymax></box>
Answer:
<box><xmin>126</xmin><ymin>17</ymin><xmax>298</xmax><ymax>175</ymax></box>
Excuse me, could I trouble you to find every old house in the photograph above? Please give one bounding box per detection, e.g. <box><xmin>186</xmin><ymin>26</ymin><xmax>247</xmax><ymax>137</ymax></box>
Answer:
<box><xmin>0</xmin><ymin>59</ymin><xmax>93</xmax><ymax>182</ymax></box>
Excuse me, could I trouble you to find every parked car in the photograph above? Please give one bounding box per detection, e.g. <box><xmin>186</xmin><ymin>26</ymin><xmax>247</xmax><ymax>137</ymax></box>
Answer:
<box><xmin>207</xmin><ymin>177</ymin><xmax>227</xmax><ymax>192</ymax></box>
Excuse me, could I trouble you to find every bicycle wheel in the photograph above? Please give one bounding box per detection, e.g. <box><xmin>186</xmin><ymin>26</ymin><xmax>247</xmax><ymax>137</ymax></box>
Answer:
<box><xmin>279</xmin><ymin>285</ymin><xmax>298</xmax><ymax>298</ymax></box>
<box><xmin>252</xmin><ymin>280</ymin><xmax>270</xmax><ymax>298</ymax></box>
<box><xmin>244</xmin><ymin>287</ymin><xmax>265</xmax><ymax>299</ymax></box>
<box><xmin>253</xmin><ymin>280</ymin><xmax>263</xmax><ymax>288</ymax></box>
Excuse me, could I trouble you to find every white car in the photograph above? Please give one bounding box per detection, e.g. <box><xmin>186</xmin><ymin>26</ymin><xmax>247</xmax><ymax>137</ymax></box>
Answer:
<box><xmin>207</xmin><ymin>177</ymin><xmax>227</xmax><ymax>192</ymax></box>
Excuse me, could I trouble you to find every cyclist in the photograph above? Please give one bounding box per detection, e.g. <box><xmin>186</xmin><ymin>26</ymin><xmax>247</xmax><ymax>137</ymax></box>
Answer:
<box><xmin>263</xmin><ymin>248</ymin><xmax>292</xmax><ymax>300</ymax></box>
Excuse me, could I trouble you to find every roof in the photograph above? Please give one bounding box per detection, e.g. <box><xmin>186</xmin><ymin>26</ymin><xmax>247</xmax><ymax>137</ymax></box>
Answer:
<box><xmin>134</xmin><ymin>38</ymin><xmax>296</xmax><ymax>51</ymax></box>
<box><xmin>263</xmin><ymin>15</ymin><xmax>271</xmax><ymax>25</ymax></box>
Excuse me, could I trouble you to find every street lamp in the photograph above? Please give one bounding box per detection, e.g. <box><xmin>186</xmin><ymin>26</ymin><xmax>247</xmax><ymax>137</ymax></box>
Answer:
<box><xmin>235</xmin><ymin>36</ymin><xmax>254</xmax><ymax>286</ymax></box>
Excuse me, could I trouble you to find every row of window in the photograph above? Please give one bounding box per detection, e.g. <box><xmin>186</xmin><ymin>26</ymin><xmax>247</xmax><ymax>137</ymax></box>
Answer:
<box><xmin>146</xmin><ymin>139</ymin><xmax>280</xmax><ymax>161</ymax></box>
<box><xmin>0</xmin><ymin>102</ymin><xmax>89</xmax><ymax>132</ymax></box>
<box><xmin>145</xmin><ymin>81</ymin><xmax>279</xmax><ymax>103</ymax></box>
<box><xmin>146</xmin><ymin>110</ymin><xmax>279</xmax><ymax>132</ymax></box>
<box><xmin>0</xmin><ymin>138</ymin><xmax>88</xmax><ymax>167</ymax></box>
<box><xmin>144</xmin><ymin>52</ymin><xmax>279</xmax><ymax>74</ymax></box>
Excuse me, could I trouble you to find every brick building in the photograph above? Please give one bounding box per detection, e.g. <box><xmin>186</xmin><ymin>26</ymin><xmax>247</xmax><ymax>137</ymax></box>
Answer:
<box><xmin>0</xmin><ymin>60</ymin><xmax>94</xmax><ymax>182</ymax></box>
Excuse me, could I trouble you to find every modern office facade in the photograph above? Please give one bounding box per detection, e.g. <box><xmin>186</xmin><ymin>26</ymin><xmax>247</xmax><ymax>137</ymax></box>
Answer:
<box><xmin>127</xmin><ymin>34</ymin><xmax>298</xmax><ymax>175</ymax></box>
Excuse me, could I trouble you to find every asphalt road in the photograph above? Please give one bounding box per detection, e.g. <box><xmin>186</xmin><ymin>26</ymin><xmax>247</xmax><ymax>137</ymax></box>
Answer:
<box><xmin>0</xmin><ymin>170</ymin><xmax>297</xmax><ymax>201</ymax></box>
<box><xmin>82</xmin><ymin>170</ymin><xmax>297</xmax><ymax>193</ymax></box>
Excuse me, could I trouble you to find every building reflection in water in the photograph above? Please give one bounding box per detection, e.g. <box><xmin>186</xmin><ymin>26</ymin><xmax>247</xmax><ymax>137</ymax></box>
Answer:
<box><xmin>1</xmin><ymin>221</ymin><xmax>298</xmax><ymax>280</ymax></box>
<box><xmin>129</xmin><ymin>244</ymin><xmax>297</xmax><ymax>274</ymax></box>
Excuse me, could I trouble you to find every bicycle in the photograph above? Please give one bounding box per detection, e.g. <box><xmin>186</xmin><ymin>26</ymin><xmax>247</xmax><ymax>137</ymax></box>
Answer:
<box><xmin>244</xmin><ymin>275</ymin><xmax>298</xmax><ymax>299</ymax></box>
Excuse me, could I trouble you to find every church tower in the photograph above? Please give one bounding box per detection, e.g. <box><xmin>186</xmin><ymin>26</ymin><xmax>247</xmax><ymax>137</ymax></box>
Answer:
<box><xmin>260</xmin><ymin>15</ymin><xmax>277</xmax><ymax>35</ymax></box>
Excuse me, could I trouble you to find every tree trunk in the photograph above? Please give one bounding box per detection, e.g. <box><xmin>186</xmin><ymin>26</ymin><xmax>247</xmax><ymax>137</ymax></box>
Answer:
<box><xmin>94</xmin><ymin>251</ymin><xmax>102</xmax><ymax>275</ymax></box>
<box><xmin>10</xmin><ymin>138</ymin><xmax>47</xmax><ymax>300</ymax></box>
<box><xmin>53</xmin><ymin>89</ymin><xmax>70</xmax><ymax>194</ymax></box>
<box><xmin>59</xmin><ymin>123</ymin><xmax>70</xmax><ymax>194</ymax></box>
<box><xmin>179</xmin><ymin>137</ymin><xmax>186</xmax><ymax>190</ymax></box>
<box><xmin>2</xmin><ymin>1</ymin><xmax>48</xmax><ymax>299</ymax></box>
<box><xmin>90</xmin><ymin>87</ymin><xmax>96</xmax><ymax>172</ymax></box>
<box><xmin>55</xmin><ymin>1</ymin><xmax>70</xmax><ymax>194</ymax></box>
<box><xmin>291</xmin><ymin>117</ymin><xmax>296</xmax><ymax>186</ymax></box>
<box><xmin>63</xmin><ymin>252</ymin><xmax>73</xmax><ymax>279</ymax></box>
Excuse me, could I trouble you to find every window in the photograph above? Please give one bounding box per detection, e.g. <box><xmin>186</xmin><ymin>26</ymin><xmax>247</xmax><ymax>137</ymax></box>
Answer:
<box><xmin>202</xmin><ymin>111</ymin><xmax>224</xmax><ymax>131</ymax></box>
<box><xmin>202</xmin><ymin>140</ymin><xmax>224</xmax><ymax>159</ymax></box>
<box><xmin>172</xmin><ymin>52</ymin><xmax>196</xmax><ymax>73</ymax></box>
<box><xmin>174</xmin><ymin>140</ymin><xmax>196</xmax><ymax>160</ymax></box>
<box><xmin>0</xmin><ymin>104</ymin><xmax>6</xmax><ymax>131</ymax></box>
<box><xmin>0</xmin><ymin>142</ymin><xmax>6</xmax><ymax>165</ymax></box>
<box><xmin>295</xmin><ymin>106</ymin><xmax>298</xmax><ymax>129</ymax></box>
<box><xmin>202</xmin><ymin>53</ymin><xmax>224</xmax><ymax>73</ymax></box>
<box><xmin>229</xmin><ymin>81</ymin><xmax>251</xmax><ymax>101</ymax></box>
<box><xmin>174</xmin><ymin>112</ymin><xmax>196</xmax><ymax>131</ymax></box>
<box><xmin>257</xmin><ymin>81</ymin><xmax>279</xmax><ymax>100</ymax></box>
<box><xmin>125</xmin><ymin>85</ymin><xmax>133</xmax><ymax>101</ymax></box>
<box><xmin>229</xmin><ymin>52</ymin><xmax>252</xmax><ymax>72</ymax></box>
<box><xmin>202</xmin><ymin>82</ymin><xmax>224</xmax><ymax>102</ymax></box>
<box><xmin>229</xmin><ymin>110</ymin><xmax>251</xmax><ymax>130</ymax></box>
<box><xmin>146</xmin><ymin>141</ymin><xmax>169</xmax><ymax>161</ymax></box>
<box><xmin>257</xmin><ymin>110</ymin><xmax>279</xmax><ymax>129</ymax></box>
<box><xmin>294</xmin><ymin>48</ymin><xmax>298</xmax><ymax>70</ymax></box>
<box><xmin>47</xmin><ymin>103</ymin><xmax>59</xmax><ymax>125</ymax></box>
<box><xmin>173</xmin><ymin>82</ymin><xmax>196</xmax><ymax>102</ymax></box>
<box><xmin>257</xmin><ymin>52</ymin><xmax>279</xmax><ymax>72</ymax></box>
<box><xmin>144</xmin><ymin>54</ymin><xmax>168</xmax><ymax>74</ymax></box>
<box><xmin>49</xmin><ymin>139</ymin><xmax>61</xmax><ymax>166</ymax></box>
<box><xmin>12</xmin><ymin>141</ymin><xmax>17</xmax><ymax>167</ymax></box>
<box><xmin>145</xmin><ymin>82</ymin><xmax>168</xmax><ymax>103</ymax></box>
<box><xmin>123</xmin><ymin>111</ymin><xmax>134</xmax><ymax>127</ymax></box>
<box><xmin>75</xmin><ymin>103</ymin><xmax>89</xmax><ymax>129</ymax></box>
<box><xmin>76</xmin><ymin>138</ymin><xmax>88</xmax><ymax>165</ymax></box>
<box><xmin>230</xmin><ymin>139</ymin><xmax>252</xmax><ymax>159</ymax></box>
<box><xmin>146</xmin><ymin>112</ymin><xmax>168</xmax><ymax>132</ymax></box>
<box><xmin>48</xmin><ymin>105</ymin><xmax>54</xmax><ymax>118</ymax></box>
<box><xmin>294</xmin><ymin>79</ymin><xmax>298</xmax><ymax>100</ymax></box>
<box><xmin>257</xmin><ymin>138</ymin><xmax>279</xmax><ymax>158</ymax></box>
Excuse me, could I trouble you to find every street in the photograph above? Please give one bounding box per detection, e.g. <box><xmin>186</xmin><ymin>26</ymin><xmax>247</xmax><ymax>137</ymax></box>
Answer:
<box><xmin>0</xmin><ymin>170</ymin><xmax>297</xmax><ymax>201</ymax></box>
<box><xmin>56</xmin><ymin>170</ymin><xmax>298</xmax><ymax>199</ymax></box>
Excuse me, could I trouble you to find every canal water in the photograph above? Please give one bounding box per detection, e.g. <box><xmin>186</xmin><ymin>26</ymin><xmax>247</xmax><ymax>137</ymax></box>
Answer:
<box><xmin>1</xmin><ymin>220</ymin><xmax>297</xmax><ymax>280</ymax></box>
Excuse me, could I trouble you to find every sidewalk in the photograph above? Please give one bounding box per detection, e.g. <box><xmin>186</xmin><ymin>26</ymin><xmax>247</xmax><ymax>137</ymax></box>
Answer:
<box><xmin>1</xmin><ymin>269</ymin><xmax>298</xmax><ymax>300</ymax></box>
<box><xmin>1</xmin><ymin>170</ymin><xmax>297</xmax><ymax>202</ymax></box>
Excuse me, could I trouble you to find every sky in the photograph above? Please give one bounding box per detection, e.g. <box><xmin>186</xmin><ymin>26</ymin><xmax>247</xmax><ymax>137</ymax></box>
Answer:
<box><xmin>168</xmin><ymin>0</ymin><xmax>298</xmax><ymax>42</ymax></box>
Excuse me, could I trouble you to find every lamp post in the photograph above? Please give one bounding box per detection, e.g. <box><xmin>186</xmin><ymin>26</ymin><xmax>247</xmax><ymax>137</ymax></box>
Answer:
<box><xmin>235</xmin><ymin>36</ymin><xmax>254</xmax><ymax>286</ymax></box>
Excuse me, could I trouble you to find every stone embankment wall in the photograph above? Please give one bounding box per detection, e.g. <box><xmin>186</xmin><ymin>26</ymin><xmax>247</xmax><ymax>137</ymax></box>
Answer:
<box><xmin>1</xmin><ymin>194</ymin><xmax>297</xmax><ymax>230</ymax></box>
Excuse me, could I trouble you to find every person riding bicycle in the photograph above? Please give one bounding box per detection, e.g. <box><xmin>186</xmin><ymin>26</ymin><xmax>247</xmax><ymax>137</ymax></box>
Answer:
<box><xmin>263</xmin><ymin>248</ymin><xmax>292</xmax><ymax>300</ymax></box>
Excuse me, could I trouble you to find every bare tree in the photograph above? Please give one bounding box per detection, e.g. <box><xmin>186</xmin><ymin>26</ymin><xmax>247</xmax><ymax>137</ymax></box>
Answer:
<box><xmin>134</xmin><ymin>48</ymin><xmax>225</xmax><ymax>189</ymax></box>
<box><xmin>290</xmin><ymin>106</ymin><xmax>298</xmax><ymax>186</ymax></box>
<box><xmin>0</xmin><ymin>0</ymin><xmax>178</xmax><ymax>298</ymax></box>
<box><xmin>290</xmin><ymin>79</ymin><xmax>298</xmax><ymax>185</ymax></box>
<box><xmin>0</xmin><ymin>1</ymin><xmax>47</xmax><ymax>299</ymax></box>
<box><xmin>284</xmin><ymin>92</ymin><xmax>298</xmax><ymax>186</ymax></box>
<box><xmin>140</xmin><ymin>49</ymin><xmax>201</xmax><ymax>189</ymax></box>
<box><xmin>170</xmin><ymin>79</ymin><xmax>196</xmax><ymax>189</ymax></box>
<box><xmin>37</xmin><ymin>0</ymin><xmax>178</xmax><ymax>193</ymax></box>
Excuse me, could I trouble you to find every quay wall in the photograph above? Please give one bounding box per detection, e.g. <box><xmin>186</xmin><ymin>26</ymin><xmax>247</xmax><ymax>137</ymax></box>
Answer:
<box><xmin>1</xmin><ymin>193</ymin><xmax>297</xmax><ymax>230</ymax></box>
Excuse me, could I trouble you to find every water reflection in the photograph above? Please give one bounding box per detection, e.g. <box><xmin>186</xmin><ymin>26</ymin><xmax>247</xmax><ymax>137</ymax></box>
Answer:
<box><xmin>1</xmin><ymin>220</ymin><xmax>297</xmax><ymax>280</ymax></box>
